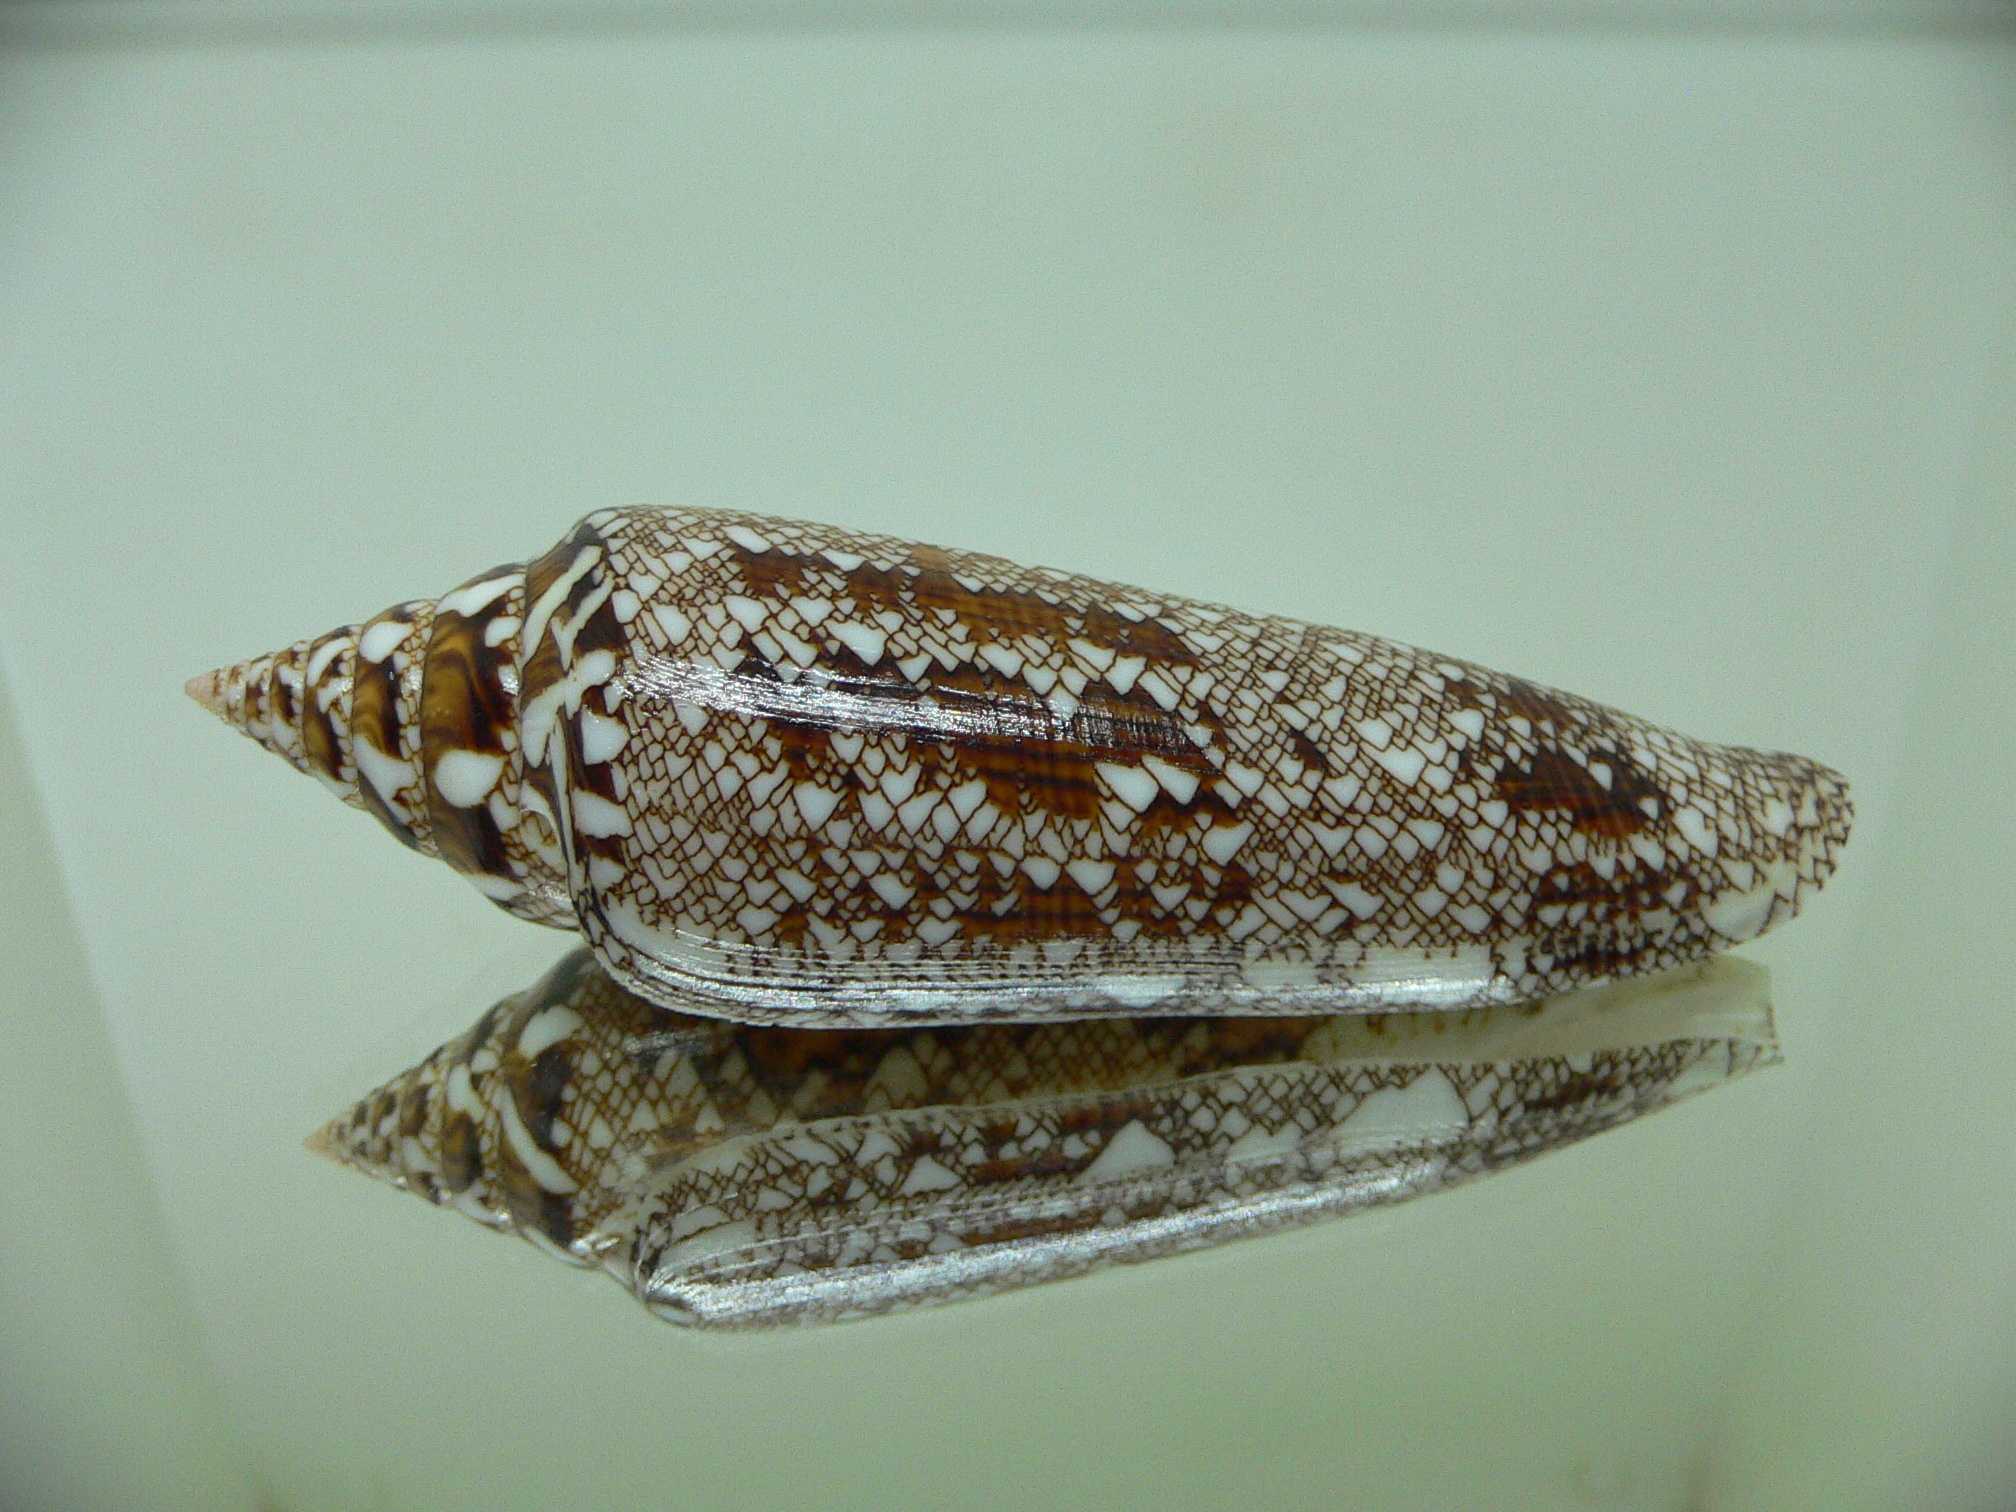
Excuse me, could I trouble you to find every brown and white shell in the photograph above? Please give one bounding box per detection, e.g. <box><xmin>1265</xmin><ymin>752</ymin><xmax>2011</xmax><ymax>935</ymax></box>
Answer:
<box><xmin>190</xmin><ymin>506</ymin><xmax>1852</xmax><ymax>1027</ymax></box>
<box><xmin>310</xmin><ymin>946</ymin><xmax>1780</xmax><ymax>1328</ymax></box>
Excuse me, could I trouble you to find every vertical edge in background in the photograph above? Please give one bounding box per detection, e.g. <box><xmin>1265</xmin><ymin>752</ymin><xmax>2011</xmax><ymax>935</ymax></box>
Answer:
<box><xmin>1701</xmin><ymin>282</ymin><xmax>2016</xmax><ymax>1505</ymax></box>
<box><xmin>0</xmin><ymin>655</ymin><xmax>258</xmax><ymax>1512</ymax></box>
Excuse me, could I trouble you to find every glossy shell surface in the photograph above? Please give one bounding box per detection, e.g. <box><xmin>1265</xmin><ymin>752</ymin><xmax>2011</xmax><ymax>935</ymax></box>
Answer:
<box><xmin>193</xmin><ymin>507</ymin><xmax>1851</xmax><ymax>1026</ymax></box>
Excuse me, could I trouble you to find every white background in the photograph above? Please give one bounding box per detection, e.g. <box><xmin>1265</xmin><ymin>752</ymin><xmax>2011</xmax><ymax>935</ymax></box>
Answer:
<box><xmin>1</xmin><ymin>6</ymin><xmax>2012</xmax><ymax>1510</ymax></box>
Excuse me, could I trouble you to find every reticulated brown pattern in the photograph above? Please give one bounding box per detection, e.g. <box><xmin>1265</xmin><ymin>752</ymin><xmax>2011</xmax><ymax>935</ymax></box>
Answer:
<box><xmin>527</xmin><ymin>508</ymin><xmax>1850</xmax><ymax>1023</ymax></box>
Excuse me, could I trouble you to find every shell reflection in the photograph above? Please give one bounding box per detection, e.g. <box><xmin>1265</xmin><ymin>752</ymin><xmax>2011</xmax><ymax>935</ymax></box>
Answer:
<box><xmin>313</xmin><ymin>948</ymin><xmax>1777</xmax><ymax>1328</ymax></box>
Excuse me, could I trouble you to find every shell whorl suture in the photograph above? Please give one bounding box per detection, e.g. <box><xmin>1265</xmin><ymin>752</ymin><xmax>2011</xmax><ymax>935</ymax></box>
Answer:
<box><xmin>311</xmin><ymin>947</ymin><xmax>1780</xmax><ymax>1329</ymax></box>
<box><xmin>189</xmin><ymin>506</ymin><xmax>1852</xmax><ymax>1027</ymax></box>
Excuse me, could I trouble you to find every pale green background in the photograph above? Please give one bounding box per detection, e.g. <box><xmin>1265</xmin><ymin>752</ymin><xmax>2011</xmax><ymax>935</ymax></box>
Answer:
<box><xmin>2</xmin><ymin>5</ymin><xmax>2013</xmax><ymax>1510</ymax></box>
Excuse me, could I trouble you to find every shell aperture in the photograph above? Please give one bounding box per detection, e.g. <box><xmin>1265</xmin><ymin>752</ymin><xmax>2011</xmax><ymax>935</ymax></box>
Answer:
<box><xmin>190</xmin><ymin>506</ymin><xmax>1852</xmax><ymax>1027</ymax></box>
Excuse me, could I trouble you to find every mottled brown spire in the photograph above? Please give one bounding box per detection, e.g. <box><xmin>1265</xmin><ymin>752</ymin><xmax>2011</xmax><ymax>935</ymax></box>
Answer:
<box><xmin>187</xmin><ymin>635</ymin><xmax>347</xmax><ymax>793</ymax></box>
<box><xmin>190</xmin><ymin>565</ymin><xmax>576</xmax><ymax>928</ymax></box>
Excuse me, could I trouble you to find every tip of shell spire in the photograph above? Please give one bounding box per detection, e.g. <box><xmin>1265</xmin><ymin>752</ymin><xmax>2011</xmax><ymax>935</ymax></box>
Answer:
<box><xmin>303</xmin><ymin>1122</ymin><xmax>340</xmax><ymax>1163</ymax></box>
<box><xmin>184</xmin><ymin>669</ymin><xmax>228</xmax><ymax>718</ymax></box>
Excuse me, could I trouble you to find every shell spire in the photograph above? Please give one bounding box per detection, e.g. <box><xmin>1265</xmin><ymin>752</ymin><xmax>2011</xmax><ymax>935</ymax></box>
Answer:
<box><xmin>189</xmin><ymin>562</ymin><xmax>578</xmax><ymax>929</ymax></box>
<box><xmin>192</xmin><ymin>506</ymin><xmax>1853</xmax><ymax>1027</ymax></box>
<box><xmin>187</xmin><ymin>636</ymin><xmax>351</xmax><ymax>792</ymax></box>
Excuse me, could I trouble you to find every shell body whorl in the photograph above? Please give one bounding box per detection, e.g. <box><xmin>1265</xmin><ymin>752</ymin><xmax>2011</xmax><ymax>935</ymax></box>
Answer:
<box><xmin>192</xmin><ymin>506</ymin><xmax>1852</xmax><ymax>1027</ymax></box>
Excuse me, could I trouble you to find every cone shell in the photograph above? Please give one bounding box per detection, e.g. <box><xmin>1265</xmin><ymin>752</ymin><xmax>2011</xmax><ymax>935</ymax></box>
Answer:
<box><xmin>312</xmin><ymin>947</ymin><xmax>1779</xmax><ymax>1328</ymax></box>
<box><xmin>193</xmin><ymin>507</ymin><xmax>1852</xmax><ymax>1027</ymax></box>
